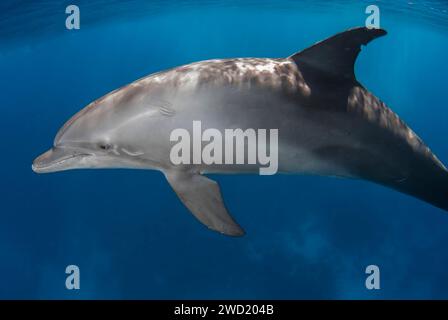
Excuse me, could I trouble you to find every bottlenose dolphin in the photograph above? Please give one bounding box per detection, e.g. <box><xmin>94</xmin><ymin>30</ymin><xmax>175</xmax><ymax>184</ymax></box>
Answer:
<box><xmin>33</xmin><ymin>27</ymin><xmax>448</xmax><ymax>236</ymax></box>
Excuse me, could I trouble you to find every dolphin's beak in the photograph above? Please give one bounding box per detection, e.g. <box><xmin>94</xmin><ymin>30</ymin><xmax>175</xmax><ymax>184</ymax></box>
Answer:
<box><xmin>32</xmin><ymin>147</ymin><xmax>91</xmax><ymax>173</ymax></box>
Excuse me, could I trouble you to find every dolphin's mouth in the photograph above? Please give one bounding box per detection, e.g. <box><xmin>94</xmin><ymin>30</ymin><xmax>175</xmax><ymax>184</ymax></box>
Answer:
<box><xmin>32</xmin><ymin>147</ymin><xmax>91</xmax><ymax>173</ymax></box>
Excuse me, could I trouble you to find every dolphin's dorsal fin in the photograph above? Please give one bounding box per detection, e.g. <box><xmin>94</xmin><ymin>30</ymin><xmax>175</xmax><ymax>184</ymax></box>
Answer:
<box><xmin>164</xmin><ymin>170</ymin><xmax>245</xmax><ymax>236</ymax></box>
<box><xmin>289</xmin><ymin>27</ymin><xmax>387</xmax><ymax>80</ymax></box>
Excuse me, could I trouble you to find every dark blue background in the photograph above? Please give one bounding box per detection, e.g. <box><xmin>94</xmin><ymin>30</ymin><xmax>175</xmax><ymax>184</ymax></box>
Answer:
<box><xmin>1</xmin><ymin>0</ymin><xmax>448</xmax><ymax>299</ymax></box>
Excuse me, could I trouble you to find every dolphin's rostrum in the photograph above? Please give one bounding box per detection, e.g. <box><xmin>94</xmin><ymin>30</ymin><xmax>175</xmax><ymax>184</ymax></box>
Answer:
<box><xmin>33</xmin><ymin>27</ymin><xmax>448</xmax><ymax>236</ymax></box>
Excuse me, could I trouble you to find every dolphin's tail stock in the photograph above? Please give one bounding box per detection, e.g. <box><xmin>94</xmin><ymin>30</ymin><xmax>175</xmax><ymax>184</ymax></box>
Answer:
<box><xmin>289</xmin><ymin>26</ymin><xmax>448</xmax><ymax>213</ymax></box>
<box><xmin>428</xmin><ymin>168</ymin><xmax>448</xmax><ymax>212</ymax></box>
<box><xmin>384</xmin><ymin>154</ymin><xmax>448</xmax><ymax>213</ymax></box>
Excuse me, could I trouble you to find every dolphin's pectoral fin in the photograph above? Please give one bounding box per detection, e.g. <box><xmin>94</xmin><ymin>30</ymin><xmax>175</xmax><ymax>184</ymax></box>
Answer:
<box><xmin>164</xmin><ymin>170</ymin><xmax>245</xmax><ymax>237</ymax></box>
<box><xmin>290</xmin><ymin>27</ymin><xmax>387</xmax><ymax>81</ymax></box>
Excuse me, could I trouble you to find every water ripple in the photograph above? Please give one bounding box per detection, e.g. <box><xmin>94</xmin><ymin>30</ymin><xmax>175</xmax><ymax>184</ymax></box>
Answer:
<box><xmin>0</xmin><ymin>0</ymin><xmax>447</xmax><ymax>45</ymax></box>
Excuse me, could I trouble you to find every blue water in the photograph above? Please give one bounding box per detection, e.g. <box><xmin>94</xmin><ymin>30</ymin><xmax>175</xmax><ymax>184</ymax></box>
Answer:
<box><xmin>1</xmin><ymin>0</ymin><xmax>448</xmax><ymax>299</ymax></box>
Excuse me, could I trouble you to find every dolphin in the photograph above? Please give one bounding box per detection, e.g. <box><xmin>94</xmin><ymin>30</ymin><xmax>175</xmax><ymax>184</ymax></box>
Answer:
<box><xmin>32</xmin><ymin>27</ymin><xmax>448</xmax><ymax>236</ymax></box>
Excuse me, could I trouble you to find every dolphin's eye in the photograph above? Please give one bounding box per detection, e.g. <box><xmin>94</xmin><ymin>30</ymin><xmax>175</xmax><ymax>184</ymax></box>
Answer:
<box><xmin>99</xmin><ymin>143</ymin><xmax>112</xmax><ymax>151</ymax></box>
